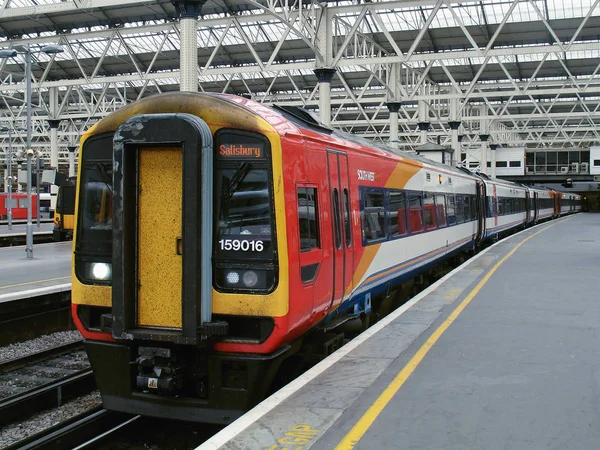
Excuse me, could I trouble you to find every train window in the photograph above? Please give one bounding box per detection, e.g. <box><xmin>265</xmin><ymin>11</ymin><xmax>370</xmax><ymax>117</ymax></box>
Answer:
<box><xmin>455</xmin><ymin>195</ymin><xmax>464</xmax><ymax>224</ymax></box>
<box><xmin>362</xmin><ymin>190</ymin><xmax>386</xmax><ymax>243</ymax></box>
<box><xmin>447</xmin><ymin>194</ymin><xmax>456</xmax><ymax>225</ymax></box>
<box><xmin>462</xmin><ymin>195</ymin><xmax>470</xmax><ymax>221</ymax></box>
<box><xmin>423</xmin><ymin>192</ymin><xmax>436</xmax><ymax>230</ymax></box>
<box><xmin>18</xmin><ymin>198</ymin><xmax>29</xmax><ymax>208</ymax></box>
<box><xmin>471</xmin><ymin>195</ymin><xmax>477</xmax><ymax>221</ymax></box>
<box><xmin>332</xmin><ymin>189</ymin><xmax>342</xmax><ymax>250</ymax></box>
<box><xmin>217</xmin><ymin>168</ymin><xmax>271</xmax><ymax>237</ymax></box>
<box><xmin>297</xmin><ymin>187</ymin><xmax>320</xmax><ymax>252</ymax></box>
<box><xmin>343</xmin><ymin>189</ymin><xmax>351</xmax><ymax>248</ymax></box>
<box><xmin>408</xmin><ymin>193</ymin><xmax>424</xmax><ymax>233</ymax></box>
<box><xmin>435</xmin><ymin>194</ymin><xmax>447</xmax><ymax>227</ymax></box>
<box><xmin>389</xmin><ymin>190</ymin><xmax>407</xmax><ymax>237</ymax></box>
<box><xmin>4</xmin><ymin>198</ymin><xmax>17</xmax><ymax>208</ymax></box>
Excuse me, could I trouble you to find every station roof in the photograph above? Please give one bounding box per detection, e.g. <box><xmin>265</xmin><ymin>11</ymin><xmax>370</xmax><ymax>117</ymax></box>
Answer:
<box><xmin>0</xmin><ymin>0</ymin><xmax>598</xmax><ymax>167</ymax></box>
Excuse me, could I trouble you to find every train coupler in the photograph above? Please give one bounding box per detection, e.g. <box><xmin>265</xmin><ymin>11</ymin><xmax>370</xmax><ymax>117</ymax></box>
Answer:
<box><xmin>135</xmin><ymin>346</ymin><xmax>184</xmax><ymax>394</ymax></box>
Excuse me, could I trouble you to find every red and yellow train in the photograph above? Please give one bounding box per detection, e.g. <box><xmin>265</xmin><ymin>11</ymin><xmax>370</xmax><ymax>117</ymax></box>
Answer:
<box><xmin>71</xmin><ymin>92</ymin><xmax>580</xmax><ymax>424</ymax></box>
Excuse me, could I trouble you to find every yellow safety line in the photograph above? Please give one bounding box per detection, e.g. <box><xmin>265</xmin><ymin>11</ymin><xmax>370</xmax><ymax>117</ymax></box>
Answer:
<box><xmin>0</xmin><ymin>276</ymin><xmax>71</xmax><ymax>290</ymax></box>
<box><xmin>334</xmin><ymin>222</ymin><xmax>559</xmax><ymax>449</ymax></box>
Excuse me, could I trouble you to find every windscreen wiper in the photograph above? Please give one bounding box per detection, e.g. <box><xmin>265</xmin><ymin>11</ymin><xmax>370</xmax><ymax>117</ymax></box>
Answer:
<box><xmin>222</xmin><ymin>162</ymin><xmax>251</xmax><ymax>201</ymax></box>
<box><xmin>96</xmin><ymin>162</ymin><xmax>113</xmax><ymax>193</ymax></box>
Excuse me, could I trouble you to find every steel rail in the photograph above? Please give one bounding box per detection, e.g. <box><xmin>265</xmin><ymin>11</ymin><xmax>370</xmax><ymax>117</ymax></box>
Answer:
<box><xmin>0</xmin><ymin>340</ymin><xmax>84</xmax><ymax>373</ymax></box>
<box><xmin>4</xmin><ymin>408</ymin><xmax>137</xmax><ymax>450</ymax></box>
<box><xmin>0</xmin><ymin>369</ymin><xmax>96</xmax><ymax>426</ymax></box>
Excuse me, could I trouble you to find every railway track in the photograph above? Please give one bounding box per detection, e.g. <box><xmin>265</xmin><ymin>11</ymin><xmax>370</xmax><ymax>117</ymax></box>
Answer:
<box><xmin>4</xmin><ymin>409</ymin><xmax>137</xmax><ymax>450</ymax></box>
<box><xmin>0</xmin><ymin>341</ymin><xmax>96</xmax><ymax>427</ymax></box>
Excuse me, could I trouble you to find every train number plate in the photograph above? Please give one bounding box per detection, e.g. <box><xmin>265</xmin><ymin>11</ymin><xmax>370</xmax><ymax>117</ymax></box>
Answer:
<box><xmin>148</xmin><ymin>378</ymin><xmax>158</xmax><ymax>389</ymax></box>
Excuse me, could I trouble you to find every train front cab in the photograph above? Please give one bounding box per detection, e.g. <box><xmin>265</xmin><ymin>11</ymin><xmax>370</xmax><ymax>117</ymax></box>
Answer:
<box><xmin>53</xmin><ymin>179</ymin><xmax>76</xmax><ymax>241</ymax></box>
<box><xmin>72</xmin><ymin>98</ymin><xmax>298</xmax><ymax>424</ymax></box>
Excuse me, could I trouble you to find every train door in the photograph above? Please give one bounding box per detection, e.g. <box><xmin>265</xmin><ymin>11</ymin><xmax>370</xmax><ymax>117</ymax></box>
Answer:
<box><xmin>326</xmin><ymin>150</ymin><xmax>352</xmax><ymax>312</ymax></box>
<box><xmin>524</xmin><ymin>189</ymin><xmax>531</xmax><ymax>223</ymax></box>
<box><xmin>475</xmin><ymin>180</ymin><xmax>486</xmax><ymax>244</ymax></box>
<box><xmin>533</xmin><ymin>191</ymin><xmax>539</xmax><ymax>222</ymax></box>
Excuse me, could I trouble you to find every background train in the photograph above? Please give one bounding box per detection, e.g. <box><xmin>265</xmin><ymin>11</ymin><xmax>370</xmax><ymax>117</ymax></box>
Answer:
<box><xmin>71</xmin><ymin>92</ymin><xmax>580</xmax><ymax>424</ymax></box>
<box><xmin>53</xmin><ymin>177</ymin><xmax>77</xmax><ymax>241</ymax></box>
<box><xmin>0</xmin><ymin>192</ymin><xmax>40</xmax><ymax>220</ymax></box>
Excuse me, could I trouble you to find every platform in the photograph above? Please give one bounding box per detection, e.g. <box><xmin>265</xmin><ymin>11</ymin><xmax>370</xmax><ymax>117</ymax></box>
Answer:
<box><xmin>0</xmin><ymin>221</ymin><xmax>54</xmax><ymax>236</ymax></box>
<box><xmin>201</xmin><ymin>212</ymin><xmax>600</xmax><ymax>450</ymax></box>
<box><xmin>0</xmin><ymin>241</ymin><xmax>72</xmax><ymax>303</ymax></box>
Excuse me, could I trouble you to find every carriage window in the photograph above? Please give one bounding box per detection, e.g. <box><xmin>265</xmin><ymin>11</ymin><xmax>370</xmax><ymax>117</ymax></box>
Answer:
<box><xmin>389</xmin><ymin>190</ymin><xmax>407</xmax><ymax>237</ymax></box>
<box><xmin>298</xmin><ymin>187</ymin><xmax>319</xmax><ymax>251</ymax></box>
<box><xmin>455</xmin><ymin>195</ymin><xmax>464</xmax><ymax>223</ymax></box>
<box><xmin>4</xmin><ymin>197</ymin><xmax>17</xmax><ymax>208</ymax></box>
<box><xmin>343</xmin><ymin>189</ymin><xmax>351</xmax><ymax>248</ymax></box>
<box><xmin>447</xmin><ymin>194</ymin><xmax>456</xmax><ymax>225</ymax></box>
<box><xmin>362</xmin><ymin>190</ymin><xmax>386</xmax><ymax>243</ymax></box>
<box><xmin>408</xmin><ymin>193</ymin><xmax>423</xmax><ymax>233</ymax></box>
<box><xmin>462</xmin><ymin>195</ymin><xmax>470</xmax><ymax>221</ymax></box>
<box><xmin>470</xmin><ymin>195</ymin><xmax>477</xmax><ymax>220</ymax></box>
<box><xmin>423</xmin><ymin>192</ymin><xmax>436</xmax><ymax>229</ymax></box>
<box><xmin>332</xmin><ymin>189</ymin><xmax>342</xmax><ymax>250</ymax></box>
<box><xmin>435</xmin><ymin>194</ymin><xmax>447</xmax><ymax>227</ymax></box>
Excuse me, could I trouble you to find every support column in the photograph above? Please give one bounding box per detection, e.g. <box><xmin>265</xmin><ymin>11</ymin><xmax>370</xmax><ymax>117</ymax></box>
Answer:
<box><xmin>490</xmin><ymin>144</ymin><xmax>498</xmax><ymax>178</ymax></box>
<box><xmin>458</xmin><ymin>134</ymin><xmax>466</xmax><ymax>167</ymax></box>
<box><xmin>418</xmin><ymin>100</ymin><xmax>429</xmax><ymax>144</ymax></box>
<box><xmin>3</xmin><ymin>167</ymin><xmax>7</xmax><ymax>193</ymax></box>
<box><xmin>314</xmin><ymin>68</ymin><xmax>336</xmax><ymax>127</ymax></box>
<box><xmin>387</xmin><ymin>102</ymin><xmax>402</xmax><ymax>149</ymax></box>
<box><xmin>448</xmin><ymin>121</ymin><xmax>461</xmax><ymax>167</ymax></box>
<box><xmin>449</xmin><ymin>92</ymin><xmax>461</xmax><ymax>166</ymax></box>
<box><xmin>48</xmin><ymin>119</ymin><xmax>60</xmax><ymax>195</ymax></box>
<box><xmin>172</xmin><ymin>0</ymin><xmax>207</xmax><ymax>92</ymax></box>
<box><xmin>479</xmin><ymin>104</ymin><xmax>489</xmax><ymax>173</ymax></box>
<box><xmin>479</xmin><ymin>134</ymin><xmax>489</xmax><ymax>175</ymax></box>
<box><xmin>68</xmin><ymin>146</ymin><xmax>76</xmax><ymax>177</ymax></box>
<box><xmin>417</xmin><ymin>122</ymin><xmax>430</xmax><ymax>145</ymax></box>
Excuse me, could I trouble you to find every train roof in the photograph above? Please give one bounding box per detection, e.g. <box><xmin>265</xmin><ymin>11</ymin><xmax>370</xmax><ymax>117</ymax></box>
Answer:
<box><xmin>267</xmin><ymin>100</ymin><xmax>480</xmax><ymax>180</ymax></box>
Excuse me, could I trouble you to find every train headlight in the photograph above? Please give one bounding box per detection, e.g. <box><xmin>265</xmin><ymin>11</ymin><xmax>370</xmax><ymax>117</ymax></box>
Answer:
<box><xmin>225</xmin><ymin>271</ymin><xmax>240</xmax><ymax>285</ymax></box>
<box><xmin>242</xmin><ymin>270</ymin><xmax>259</xmax><ymax>288</ymax></box>
<box><xmin>89</xmin><ymin>262</ymin><xmax>112</xmax><ymax>281</ymax></box>
<box><xmin>219</xmin><ymin>269</ymin><xmax>268</xmax><ymax>290</ymax></box>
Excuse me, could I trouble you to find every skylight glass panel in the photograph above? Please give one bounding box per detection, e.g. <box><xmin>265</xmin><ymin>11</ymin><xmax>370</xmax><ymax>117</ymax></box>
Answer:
<box><xmin>8</xmin><ymin>0</ymin><xmax>61</xmax><ymax>6</ymax></box>
<box><xmin>546</xmin><ymin>0</ymin><xmax>594</xmax><ymax>19</ymax></box>
<box><xmin>434</xmin><ymin>7</ymin><xmax>458</xmax><ymax>28</ymax></box>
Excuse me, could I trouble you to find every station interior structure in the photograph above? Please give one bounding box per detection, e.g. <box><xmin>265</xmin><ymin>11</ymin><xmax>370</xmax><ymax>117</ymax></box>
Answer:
<box><xmin>0</xmin><ymin>0</ymin><xmax>599</xmax><ymax>209</ymax></box>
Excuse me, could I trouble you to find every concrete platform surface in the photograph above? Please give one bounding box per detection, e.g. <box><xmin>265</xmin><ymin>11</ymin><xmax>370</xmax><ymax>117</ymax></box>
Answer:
<box><xmin>200</xmin><ymin>213</ymin><xmax>600</xmax><ymax>450</ymax></box>
<box><xmin>0</xmin><ymin>241</ymin><xmax>72</xmax><ymax>301</ymax></box>
<box><xmin>0</xmin><ymin>222</ymin><xmax>54</xmax><ymax>237</ymax></box>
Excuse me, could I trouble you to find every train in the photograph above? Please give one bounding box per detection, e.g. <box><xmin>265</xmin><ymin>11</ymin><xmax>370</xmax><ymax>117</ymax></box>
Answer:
<box><xmin>53</xmin><ymin>177</ymin><xmax>77</xmax><ymax>241</ymax></box>
<box><xmin>0</xmin><ymin>192</ymin><xmax>40</xmax><ymax>220</ymax></box>
<box><xmin>71</xmin><ymin>92</ymin><xmax>581</xmax><ymax>424</ymax></box>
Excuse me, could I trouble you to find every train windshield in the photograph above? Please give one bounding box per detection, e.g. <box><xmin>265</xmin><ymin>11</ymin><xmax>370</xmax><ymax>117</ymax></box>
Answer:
<box><xmin>214</xmin><ymin>129</ymin><xmax>275</xmax><ymax>264</ymax></box>
<box><xmin>216</xmin><ymin>166</ymin><xmax>273</xmax><ymax>253</ymax></box>
<box><xmin>76</xmin><ymin>135</ymin><xmax>113</xmax><ymax>259</ymax></box>
<box><xmin>77</xmin><ymin>160</ymin><xmax>113</xmax><ymax>255</ymax></box>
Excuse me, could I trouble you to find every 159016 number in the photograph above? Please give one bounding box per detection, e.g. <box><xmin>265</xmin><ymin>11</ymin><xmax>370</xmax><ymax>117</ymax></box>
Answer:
<box><xmin>218</xmin><ymin>239</ymin><xmax>264</xmax><ymax>252</ymax></box>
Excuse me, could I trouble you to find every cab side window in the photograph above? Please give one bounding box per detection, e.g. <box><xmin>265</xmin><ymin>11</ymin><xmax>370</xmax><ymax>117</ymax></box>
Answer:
<box><xmin>298</xmin><ymin>187</ymin><xmax>320</xmax><ymax>252</ymax></box>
